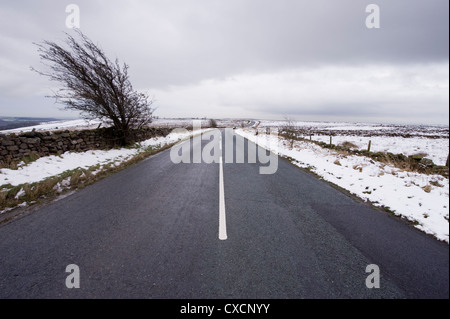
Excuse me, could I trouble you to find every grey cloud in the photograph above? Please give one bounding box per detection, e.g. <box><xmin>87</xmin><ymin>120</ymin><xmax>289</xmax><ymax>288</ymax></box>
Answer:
<box><xmin>0</xmin><ymin>0</ymin><xmax>448</xmax><ymax>124</ymax></box>
<box><xmin>12</xmin><ymin>0</ymin><xmax>443</xmax><ymax>88</ymax></box>
<box><xmin>1</xmin><ymin>0</ymin><xmax>448</xmax><ymax>87</ymax></box>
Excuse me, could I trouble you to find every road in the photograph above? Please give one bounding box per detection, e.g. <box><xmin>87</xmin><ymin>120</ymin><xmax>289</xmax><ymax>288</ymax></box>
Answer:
<box><xmin>0</xmin><ymin>129</ymin><xmax>448</xmax><ymax>298</ymax></box>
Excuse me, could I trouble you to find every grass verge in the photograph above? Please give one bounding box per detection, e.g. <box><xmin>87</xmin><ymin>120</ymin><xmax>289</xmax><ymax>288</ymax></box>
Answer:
<box><xmin>0</xmin><ymin>142</ymin><xmax>175</xmax><ymax>220</ymax></box>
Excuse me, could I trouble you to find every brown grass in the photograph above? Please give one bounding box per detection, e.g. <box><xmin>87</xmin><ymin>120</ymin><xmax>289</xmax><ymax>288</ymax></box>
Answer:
<box><xmin>430</xmin><ymin>180</ymin><xmax>444</xmax><ymax>188</ymax></box>
<box><xmin>39</xmin><ymin>177</ymin><xmax>60</xmax><ymax>195</ymax></box>
<box><xmin>70</xmin><ymin>170</ymin><xmax>83</xmax><ymax>187</ymax></box>
<box><xmin>0</xmin><ymin>190</ymin><xmax>7</xmax><ymax>208</ymax></box>
<box><xmin>340</xmin><ymin>141</ymin><xmax>359</xmax><ymax>149</ymax></box>
<box><xmin>2</xmin><ymin>161</ymin><xmax>19</xmax><ymax>170</ymax></box>
<box><xmin>0</xmin><ymin>152</ymin><xmax>42</xmax><ymax>170</ymax></box>
<box><xmin>411</xmin><ymin>152</ymin><xmax>428</xmax><ymax>159</ymax></box>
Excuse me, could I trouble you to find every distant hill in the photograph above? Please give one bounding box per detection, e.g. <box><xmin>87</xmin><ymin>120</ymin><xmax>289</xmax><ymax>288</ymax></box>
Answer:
<box><xmin>0</xmin><ymin>117</ymin><xmax>60</xmax><ymax>131</ymax></box>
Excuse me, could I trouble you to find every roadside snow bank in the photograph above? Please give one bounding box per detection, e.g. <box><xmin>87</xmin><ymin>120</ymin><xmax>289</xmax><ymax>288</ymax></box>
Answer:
<box><xmin>237</xmin><ymin>129</ymin><xmax>449</xmax><ymax>243</ymax></box>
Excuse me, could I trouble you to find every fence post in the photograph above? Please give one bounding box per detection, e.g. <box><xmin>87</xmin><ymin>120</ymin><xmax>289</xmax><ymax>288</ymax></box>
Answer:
<box><xmin>330</xmin><ymin>135</ymin><xmax>332</xmax><ymax>146</ymax></box>
<box><xmin>446</xmin><ymin>154</ymin><xmax>449</xmax><ymax>167</ymax></box>
<box><xmin>368</xmin><ymin>140</ymin><xmax>372</xmax><ymax>152</ymax></box>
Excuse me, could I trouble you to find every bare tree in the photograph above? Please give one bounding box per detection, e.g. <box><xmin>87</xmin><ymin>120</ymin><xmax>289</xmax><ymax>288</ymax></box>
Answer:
<box><xmin>32</xmin><ymin>30</ymin><xmax>154</xmax><ymax>145</ymax></box>
<box><xmin>208</xmin><ymin>119</ymin><xmax>218</xmax><ymax>128</ymax></box>
<box><xmin>281</xmin><ymin>117</ymin><xmax>299</xmax><ymax>149</ymax></box>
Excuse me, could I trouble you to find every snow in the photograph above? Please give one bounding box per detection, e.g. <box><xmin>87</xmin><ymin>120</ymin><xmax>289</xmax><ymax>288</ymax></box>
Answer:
<box><xmin>53</xmin><ymin>178</ymin><xmax>71</xmax><ymax>193</ymax></box>
<box><xmin>1</xmin><ymin>148</ymin><xmax>135</xmax><ymax>186</ymax></box>
<box><xmin>0</xmin><ymin>117</ymin><xmax>232</xmax><ymax>134</ymax></box>
<box><xmin>236</xmin><ymin>128</ymin><xmax>449</xmax><ymax>243</ymax></box>
<box><xmin>1</xmin><ymin>117</ymin><xmax>256</xmax><ymax>134</ymax></box>
<box><xmin>1</xmin><ymin>119</ymin><xmax>104</xmax><ymax>133</ymax></box>
<box><xmin>14</xmin><ymin>187</ymin><xmax>25</xmax><ymax>199</ymax></box>
<box><xmin>310</xmin><ymin>135</ymin><xmax>449</xmax><ymax>166</ymax></box>
<box><xmin>255</xmin><ymin>120</ymin><xmax>449</xmax><ymax>166</ymax></box>
<box><xmin>258</xmin><ymin>120</ymin><xmax>449</xmax><ymax>137</ymax></box>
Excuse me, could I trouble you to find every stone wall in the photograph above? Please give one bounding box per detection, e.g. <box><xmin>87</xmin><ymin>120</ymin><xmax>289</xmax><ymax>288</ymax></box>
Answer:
<box><xmin>0</xmin><ymin>127</ymin><xmax>171</xmax><ymax>167</ymax></box>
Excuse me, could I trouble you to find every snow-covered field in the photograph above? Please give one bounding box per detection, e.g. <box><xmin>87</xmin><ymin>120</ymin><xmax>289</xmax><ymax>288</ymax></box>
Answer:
<box><xmin>236</xmin><ymin>128</ymin><xmax>449</xmax><ymax>243</ymax></box>
<box><xmin>0</xmin><ymin>118</ymin><xmax>218</xmax><ymax>133</ymax></box>
<box><xmin>309</xmin><ymin>135</ymin><xmax>448</xmax><ymax>166</ymax></box>
<box><xmin>257</xmin><ymin>120</ymin><xmax>449</xmax><ymax>166</ymax></box>
<box><xmin>257</xmin><ymin>120</ymin><xmax>449</xmax><ymax>137</ymax></box>
<box><xmin>1</xmin><ymin>119</ymin><xmax>104</xmax><ymax>133</ymax></box>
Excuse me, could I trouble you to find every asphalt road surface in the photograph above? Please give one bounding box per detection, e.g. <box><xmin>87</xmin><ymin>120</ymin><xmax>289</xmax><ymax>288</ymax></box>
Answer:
<box><xmin>0</xmin><ymin>130</ymin><xmax>448</xmax><ymax>298</ymax></box>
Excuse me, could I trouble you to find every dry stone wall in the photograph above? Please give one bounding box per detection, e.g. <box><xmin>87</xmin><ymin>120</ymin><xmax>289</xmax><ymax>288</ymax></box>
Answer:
<box><xmin>0</xmin><ymin>127</ymin><xmax>171</xmax><ymax>166</ymax></box>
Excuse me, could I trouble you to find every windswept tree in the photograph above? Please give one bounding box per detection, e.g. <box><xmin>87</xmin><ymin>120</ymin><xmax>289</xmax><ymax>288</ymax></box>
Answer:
<box><xmin>32</xmin><ymin>30</ymin><xmax>154</xmax><ymax>145</ymax></box>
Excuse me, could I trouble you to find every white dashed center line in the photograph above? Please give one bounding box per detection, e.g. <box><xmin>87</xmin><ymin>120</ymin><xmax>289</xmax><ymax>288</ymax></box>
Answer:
<box><xmin>219</xmin><ymin>134</ymin><xmax>227</xmax><ymax>241</ymax></box>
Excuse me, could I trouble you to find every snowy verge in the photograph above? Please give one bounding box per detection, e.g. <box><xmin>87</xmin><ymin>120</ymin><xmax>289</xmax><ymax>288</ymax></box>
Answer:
<box><xmin>236</xmin><ymin>129</ymin><xmax>449</xmax><ymax>243</ymax></box>
<box><xmin>0</xmin><ymin>129</ymin><xmax>209</xmax><ymax>213</ymax></box>
<box><xmin>0</xmin><ymin>130</ymin><xmax>200</xmax><ymax>187</ymax></box>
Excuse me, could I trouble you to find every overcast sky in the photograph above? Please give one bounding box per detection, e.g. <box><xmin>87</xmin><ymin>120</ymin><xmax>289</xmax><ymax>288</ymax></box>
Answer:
<box><xmin>0</xmin><ymin>0</ymin><xmax>448</xmax><ymax>124</ymax></box>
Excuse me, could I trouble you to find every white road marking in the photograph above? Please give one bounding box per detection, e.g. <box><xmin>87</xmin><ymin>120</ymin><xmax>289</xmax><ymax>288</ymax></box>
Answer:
<box><xmin>219</xmin><ymin>135</ymin><xmax>227</xmax><ymax>241</ymax></box>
